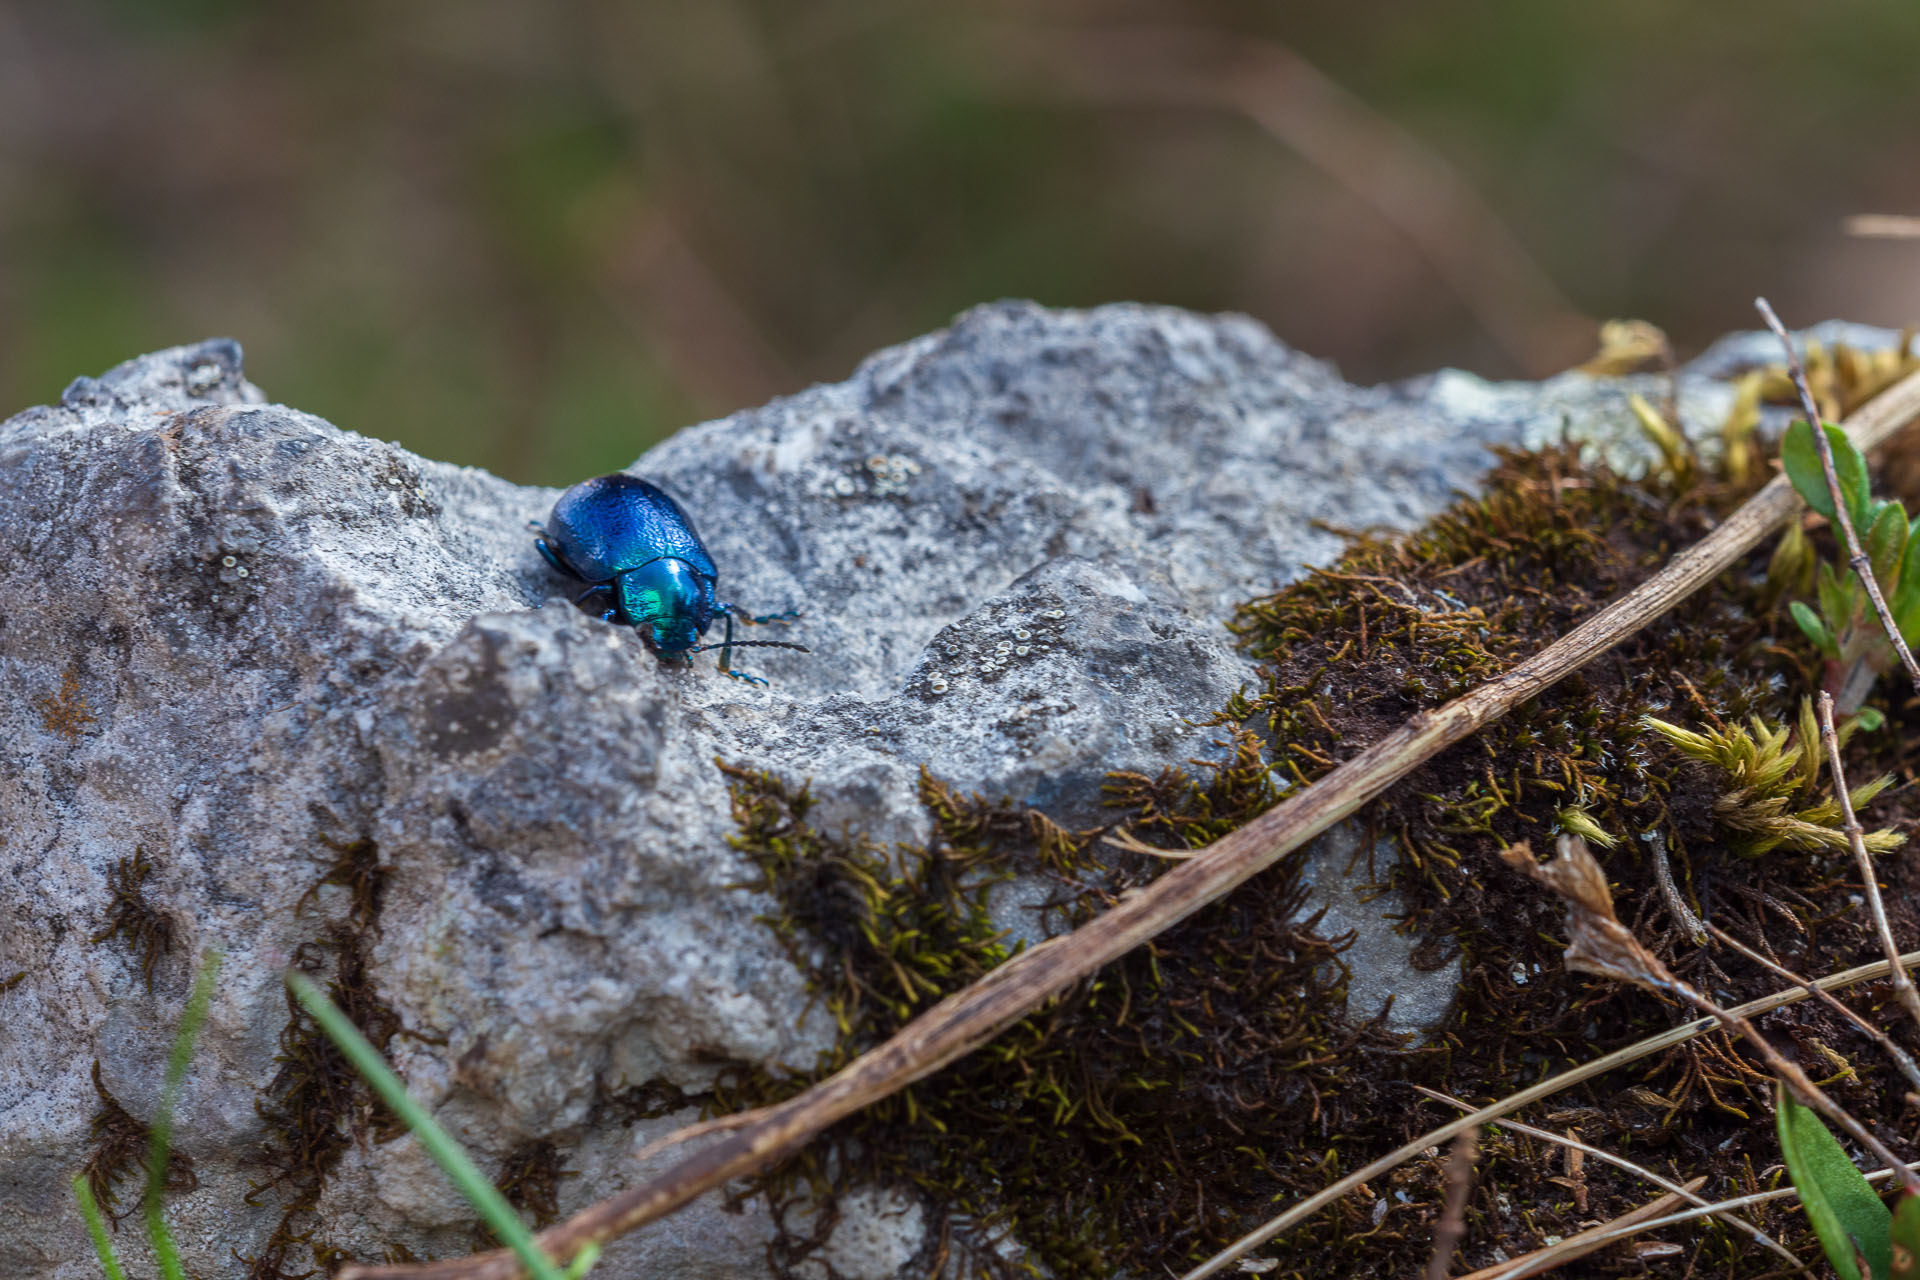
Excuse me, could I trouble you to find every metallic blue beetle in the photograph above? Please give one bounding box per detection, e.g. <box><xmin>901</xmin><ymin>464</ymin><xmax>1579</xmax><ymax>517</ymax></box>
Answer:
<box><xmin>530</xmin><ymin>473</ymin><xmax>805</xmax><ymax>685</ymax></box>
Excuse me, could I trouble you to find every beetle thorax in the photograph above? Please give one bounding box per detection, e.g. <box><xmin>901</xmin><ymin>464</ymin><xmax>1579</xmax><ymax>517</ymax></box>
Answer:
<box><xmin>615</xmin><ymin>557</ymin><xmax>713</xmax><ymax>653</ymax></box>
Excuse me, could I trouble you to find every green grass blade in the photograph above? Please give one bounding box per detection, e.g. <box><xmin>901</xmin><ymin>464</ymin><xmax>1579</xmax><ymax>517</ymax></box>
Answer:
<box><xmin>145</xmin><ymin>950</ymin><xmax>222</xmax><ymax>1280</ymax></box>
<box><xmin>565</xmin><ymin>1242</ymin><xmax>602</xmax><ymax>1278</ymax></box>
<box><xmin>1777</xmin><ymin>1082</ymin><xmax>1891</xmax><ymax>1280</ymax></box>
<box><xmin>284</xmin><ymin>971</ymin><xmax>574</xmax><ymax>1280</ymax></box>
<box><xmin>72</xmin><ymin>1175</ymin><xmax>128</xmax><ymax>1280</ymax></box>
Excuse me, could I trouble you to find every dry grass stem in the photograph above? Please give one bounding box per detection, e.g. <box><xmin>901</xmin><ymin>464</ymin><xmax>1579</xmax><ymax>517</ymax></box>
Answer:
<box><xmin>1477</xmin><ymin>1162</ymin><xmax>1920</xmax><ymax>1280</ymax></box>
<box><xmin>1649</xmin><ymin>833</ymin><xmax>1705</xmax><ymax>945</ymax></box>
<box><xmin>1816</xmin><ymin>690</ymin><xmax>1920</xmax><ymax>1033</ymax></box>
<box><xmin>1412</xmin><ymin>1086</ymin><xmax>1806</xmax><ymax>1271</ymax></box>
<box><xmin>343</xmin><ymin>369</ymin><xmax>1920</xmax><ymax>1280</ymax></box>
<box><xmin>626</xmin><ymin>1103</ymin><xmax>781</xmax><ymax>1168</ymax></box>
<box><xmin>1479</xmin><ymin>1158</ymin><xmax>1920</xmax><ymax>1280</ymax></box>
<box><xmin>1456</xmin><ymin>1178</ymin><xmax>1706</xmax><ymax>1280</ymax></box>
<box><xmin>1181</xmin><ymin>951</ymin><xmax>1920</xmax><ymax>1280</ymax></box>
<box><xmin>1705</xmin><ymin>919</ymin><xmax>1920</xmax><ymax>1098</ymax></box>
<box><xmin>1424</xmin><ymin>1125</ymin><xmax>1480</xmax><ymax>1280</ymax></box>
<box><xmin>1756</xmin><ymin>295</ymin><xmax>1920</xmax><ymax>695</ymax></box>
<box><xmin>1846</xmin><ymin>214</ymin><xmax>1920</xmax><ymax>239</ymax></box>
<box><xmin>1505</xmin><ymin>834</ymin><xmax>1920</xmax><ymax>1198</ymax></box>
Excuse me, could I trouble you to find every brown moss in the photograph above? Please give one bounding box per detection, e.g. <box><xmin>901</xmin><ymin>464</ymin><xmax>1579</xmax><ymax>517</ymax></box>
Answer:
<box><xmin>239</xmin><ymin>837</ymin><xmax>407</xmax><ymax>1279</ymax></box>
<box><xmin>473</xmin><ymin>1138</ymin><xmax>572</xmax><ymax>1247</ymax></box>
<box><xmin>90</xmin><ymin>846</ymin><xmax>175</xmax><ymax>991</ymax></box>
<box><xmin>690</xmin><ymin>432</ymin><xmax>1920</xmax><ymax>1278</ymax></box>
<box><xmin>82</xmin><ymin>1059</ymin><xmax>196</xmax><ymax>1226</ymax></box>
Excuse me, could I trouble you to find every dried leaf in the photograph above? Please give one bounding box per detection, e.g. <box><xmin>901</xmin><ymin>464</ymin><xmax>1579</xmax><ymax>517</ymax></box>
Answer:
<box><xmin>1500</xmin><ymin>837</ymin><xmax>1674</xmax><ymax>991</ymax></box>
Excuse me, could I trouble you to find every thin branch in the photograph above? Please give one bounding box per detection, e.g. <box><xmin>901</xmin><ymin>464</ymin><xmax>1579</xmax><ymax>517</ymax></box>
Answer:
<box><xmin>1645</xmin><ymin>982</ymin><xmax>1918</xmax><ymax>1196</ymax></box>
<box><xmin>1180</xmin><ymin>949</ymin><xmax>1920</xmax><ymax>1280</ymax></box>
<box><xmin>1704</xmin><ymin>919</ymin><xmax>1920</xmax><ymax>1098</ymax></box>
<box><xmin>1686</xmin><ymin>1022</ymin><xmax>1913</xmax><ymax>1200</ymax></box>
<box><xmin>1457</xmin><ymin>1179</ymin><xmax>1706</xmax><ymax>1280</ymax></box>
<box><xmin>342</xmin><ymin>369</ymin><xmax>1920</xmax><ymax>1280</ymax></box>
<box><xmin>1475</xmin><ymin>1160</ymin><xmax>1920</xmax><ymax>1280</ymax></box>
<box><xmin>1424</xmin><ymin>1125</ymin><xmax>1480</xmax><ymax>1280</ymax></box>
<box><xmin>1817</xmin><ymin>690</ymin><xmax>1920</xmax><ymax>1032</ymax></box>
<box><xmin>1846</xmin><ymin>214</ymin><xmax>1920</xmax><ymax>239</ymax></box>
<box><xmin>1649</xmin><ymin>831</ymin><xmax>1705</xmax><ymax>945</ymax></box>
<box><xmin>1411</xmin><ymin>1086</ymin><xmax>1807</xmax><ymax>1272</ymax></box>
<box><xmin>1755</xmin><ymin>296</ymin><xmax>1920</xmax><ymax>695</ymax></box>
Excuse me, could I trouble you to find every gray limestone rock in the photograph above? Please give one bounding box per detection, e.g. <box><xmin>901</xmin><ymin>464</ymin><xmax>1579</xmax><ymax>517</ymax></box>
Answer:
<box><xmin>0</xmin><ymin>303</ymin><xmax>1881</xmax><ymax>1278</ymax></box>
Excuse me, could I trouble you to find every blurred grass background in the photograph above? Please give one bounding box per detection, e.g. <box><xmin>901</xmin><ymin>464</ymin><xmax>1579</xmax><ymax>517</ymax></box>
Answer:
<box><xmin>3</xmin><ymin>0</ymin><xmax>1920</xmax><ymax>485</ymax></box>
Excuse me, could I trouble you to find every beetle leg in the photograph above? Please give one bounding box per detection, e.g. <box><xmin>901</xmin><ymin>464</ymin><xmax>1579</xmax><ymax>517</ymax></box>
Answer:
<box><xmin>532</xmin><ymin>536</ymin><xmax>574</xmax><ymax>577</ymax></box>
<box><xmin>573</xmin><ymin>584</ymin><xmax>612</xmax><ymax>605</ymax></box>
<box><xmin>718</xmin><ymin>600</ymin><xmax>800</xmax><ymax>627</ymax></box>
<box><xmin>715</xmin><ymin>607</ymin><xmax>738</xmax><ymax>675</ymax></box>
<box><xmin>722</xmin><ymin>667</ymin><xmax>771</xmax><ymax>687</ymax></box>
<box><xmin>601</xmin><ymin>609</ymin><xmax>619</xmax><ymax>624</ymax></box>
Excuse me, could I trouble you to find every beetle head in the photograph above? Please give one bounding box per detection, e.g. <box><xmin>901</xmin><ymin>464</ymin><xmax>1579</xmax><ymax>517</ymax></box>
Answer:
<box><xmin>615</xmin><ymin>558</ymin><xmax>712</xmax><ymax>654</ymax></box>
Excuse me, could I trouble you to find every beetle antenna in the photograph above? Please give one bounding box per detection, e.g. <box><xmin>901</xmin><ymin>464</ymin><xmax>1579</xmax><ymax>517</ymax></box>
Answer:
<box><xmin>687</xmin><ymin>639</ymin><xmax>811</xmax><ymax>654</ymax></box>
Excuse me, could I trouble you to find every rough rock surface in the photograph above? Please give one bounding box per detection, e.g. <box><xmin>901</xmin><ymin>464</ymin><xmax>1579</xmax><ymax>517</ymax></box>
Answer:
<box><xmin>0</xmin><ymin>303</ymin><xmax>1859</xmax><ymax>1277</ymax></box>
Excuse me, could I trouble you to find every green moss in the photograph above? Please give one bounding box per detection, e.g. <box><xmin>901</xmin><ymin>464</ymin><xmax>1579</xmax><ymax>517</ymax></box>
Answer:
<box><xmin>636</xmin><ymin>438</ymin><xmax>1920</xmax><ymax>1277</ymax></box>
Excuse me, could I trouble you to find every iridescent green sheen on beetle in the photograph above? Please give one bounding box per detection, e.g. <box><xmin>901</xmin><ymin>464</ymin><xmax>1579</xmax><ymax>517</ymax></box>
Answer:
<box><xmin>530</xmin><ymin>473</ymin><xmax>805</xmax><ymax>685</ymax></box>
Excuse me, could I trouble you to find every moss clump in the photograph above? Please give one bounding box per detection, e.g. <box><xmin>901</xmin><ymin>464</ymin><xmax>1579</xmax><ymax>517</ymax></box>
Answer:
<box><xmin>716</xmin><ymin>747</ymin><xmax>1392</xmax><ymax>1278</ymax></box>
<box><xmin>688</xmin><ymin>434</ymin><xmax>1920</xmax><ymax>1277</ymax></box>
<box><xmin>489</xmin><ymin>1139</ymin><xmax>570</xmax><ymax>1235</ymax></box>
<box><xmin>1644</xmin><ymin>702</ymin><xmax>1904</xmax><ymax>857</ymax></box>
<box><xmin>240</xmin><ymin>836</ymin><xmax>406</xmax><ymax>1280</ymax></box>
<box><xmin>90</xmin><ymin>846</ymin><xmax>175</xmax><ymax>991</ymax></box>
<box><xmin>82</xmin><ymin>1058</ymin><xmax>197</xmax><ymax>1226</ymax></box>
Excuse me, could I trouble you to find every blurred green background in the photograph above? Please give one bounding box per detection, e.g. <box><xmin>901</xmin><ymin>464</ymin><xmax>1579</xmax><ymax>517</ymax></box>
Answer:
<box><xmin>4</xmin><ymin>0</ymin><xmax>1920</xmax><ymax>485</ymax></box>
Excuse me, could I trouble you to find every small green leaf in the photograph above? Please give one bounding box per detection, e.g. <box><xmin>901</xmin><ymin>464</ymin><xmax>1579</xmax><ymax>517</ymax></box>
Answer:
<box><xmin>1777</xmin><ymin>1083</ymin><xmax>1892</xmax><ymax>1280</ymax></box>
<box><xmin>1818</xmin><ymin>562</ymin><xmax>1857</xmax><ymax>644</ymax></box>
<box><xmin>1894</xmin><ymin>520</ymin><xmax>1920</xmax><ymax>632</ymax></box>
<box><xmin>1869</xmin><ymin>501</ymin><xmax>1910</xmax><ymax>597</ymax></box>
<box><xmin>1901</xmin><ymin>588</ymin><xmax>1920</xmax><ymax>650</ymax></box>
<box><xmin>1791</xmin><ymin>601</ymin><xmax>1838</xmax><ymax>657</ymax></box>
<box><xmin>1784</xmin><ymin>418</ymin><xmax>1873</xmax><ymax>531</ymax></box>
<box><xmin>1891</xmin><ymin>1193</ymin><xmax>1920</xmax><ymax>1278</ymax></box>
<box><xmin>1854</xmin><ymin>706</ymin><xmax>1887</xmax><ymax>733</ymax></box>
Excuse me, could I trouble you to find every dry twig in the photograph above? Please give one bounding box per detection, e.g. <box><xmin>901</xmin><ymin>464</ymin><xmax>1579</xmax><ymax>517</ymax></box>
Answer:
<box><xmin>1756</xmin><ymin>296</ymin><xmax>1920</xmax><ymax>695</ymax></box>
<box><xmin>1179</xmin><ymin>952</ymin><xmax>1920</xmax><ymax>1280</ymax></box>
<box><xmin>1501</xmin><ymin>835</ymin><xmax>1920</xmax><ymax>1198</ymax></box>
<box><xmin>1456</xmin><ymin>1179</ymin><xmax>1706</xmax><ymax>1280</ymax></box>
<box><xmin>1424</xmin><ymin>1125</ymin><xmax>1480</xmax><ymax>1280</ymax></box>
<box><xmin>1475</xmin><ymin>1162</ymin><xmax>1920</xmax><ymax>1280</ymax></box>
<box><xmin>1816</xmin><ymin>690</ymin><xmax>1920</xmax><ymax>1033</ymax></box>
<box><xmin>1705</xmin><ymin>919</ymin><xmax>1920</xmax><ymax>1098</ymax></box>
<box><xmin>344</xmin><ymin>369</ymin><xmax>1920</xmax><ymax>1280</ymax></box>
<box><xmin>1412</xmin><ymin>1086</ymin><xmax>1806</xmax><ymax>1272</ymax></box>
<box><xmin>1846</xmin><ymin>214</ymin><xmax>1920</xmax><ymax>239</ymax></box>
